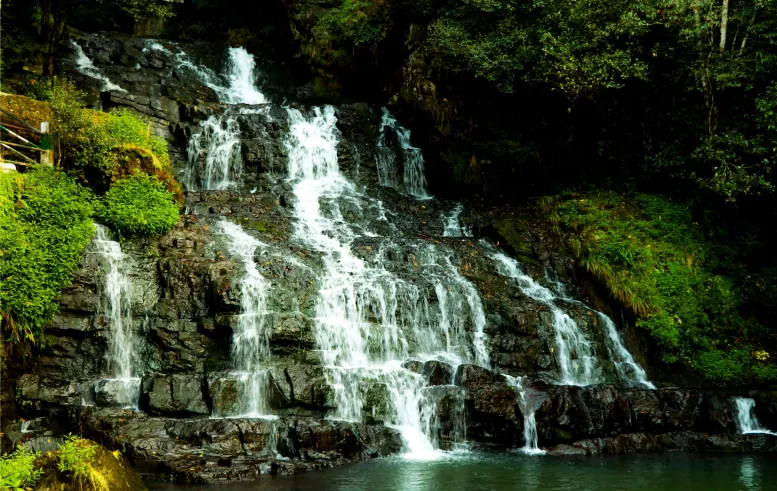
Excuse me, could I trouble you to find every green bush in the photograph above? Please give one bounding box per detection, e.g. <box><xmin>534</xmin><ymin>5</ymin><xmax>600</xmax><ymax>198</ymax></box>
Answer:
<box><xmin>0</xmin><ymin>446</ymin><xmax>43</xmax><ymax>490</ymax></box>
<box><xmin>547</xmin><ymin>191</ymin><xmax>775</xmax><ymax>384</ymax></box>
<box><xmin>318</xmin><ymin>0</ymin><xmax>391</xmax><ymax>47</ymax></box>
<box><xmin>0</xmin><ymin>168</ymin><xmax>94</xmax><ymax>344</ymax></box>
<box><xmin>48</xmin><ymin>79</ymin><xmax>171</xmax><ymax>190</ymax></box>
<box><xmin>106</xmin><ymin>109</ymin><xmax>170</xmax><ymax>167</ymax></box>
<box><xmin>99</xmin><ymin>173</ymin><xmax>179</xmax><ymax>237</ymax></box>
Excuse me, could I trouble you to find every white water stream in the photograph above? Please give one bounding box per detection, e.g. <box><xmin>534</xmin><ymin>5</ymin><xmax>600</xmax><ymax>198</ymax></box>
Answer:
<box><xmin>376</xmin><ymin>108</ymin><xmax>430</xmax><ymax>199</ymax></box>
<box><xmin>503</xmin><ymin>375</ymin><xmax>545</xmax><ymax>455</ymax></box>
<box><xmin>284</xmin><ymin>105</ymin><xmax>487</xmax><ymax>458</ymax></box>
<box><xmin>733</xmin><ymin>397</ymin><xmax>777</xmax><ymax>435</ymax></box>
<box><xmin>182</xmin><ymin>46</ymin><xmax>267</xmax><ymax>190</ymax></box>
<box><xmin>442</xmin><ymin>204</ymin><xmax>472</xmax><ymax>238</ymax></box>
<box><xmin>491</xmin><ymin>250</ymin><xmax>653</xmax><ymax>388</ymax></box>
<box><xmin>71</xmin><ymin>40</ymin><xmax>126</xmax><ymax>92</ymax></box>
<box><xmin>214</xmin><ymin>221</ymin><xmax>275</xmax><ymax>418</ymax></box>
<box><xmin>92</xmin><ymin>225</ymin><xmax>140</xmax><ymax>408</ymax></box>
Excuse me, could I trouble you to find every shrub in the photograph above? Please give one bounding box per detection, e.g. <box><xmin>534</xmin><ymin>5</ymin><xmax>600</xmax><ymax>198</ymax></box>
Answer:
<box><xmin>47</xmin><ymin>79</ymin><xmax>175</xmax><ymax>192</ymax></box>
<box><xmin>0</xmin><ymin>446</ymin><xmax>43</xmax><ymax>490</ymax></box>
<box><xmin>546</xmin><ymin>191</ymin><xmax>775</xmax><ymax>384</ymax></box>
<box><xmin>106</xmin><ymin>109</ymin><xmax>170</xmax><ymax>167</ymax></box>
<box><xmin>0</xmin><ymin>168</ymin><xmax>94</xmax><ymax>344</ymax></box>
<box><xmin>58</xmin><ymin>435</ymin><xmax>108</xmax><ymax>491</ymax></box>
<box><xmin>99</xmin><ymin>173</ymin><xmax>179</xmax><ymax>237</ymax></box>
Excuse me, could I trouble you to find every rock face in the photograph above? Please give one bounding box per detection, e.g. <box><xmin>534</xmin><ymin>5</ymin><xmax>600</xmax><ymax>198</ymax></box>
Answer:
<box><xmin>3</xmin><ymin>31</ymin><xmax>777</xmax><ymax>485</ymax></box>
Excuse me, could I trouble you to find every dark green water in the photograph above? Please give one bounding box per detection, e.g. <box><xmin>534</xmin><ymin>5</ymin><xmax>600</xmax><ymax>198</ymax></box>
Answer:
<box><xmin>147</xmin><ymin>452</ymin><xmax>777</xmax><ymax>490</ymax></box>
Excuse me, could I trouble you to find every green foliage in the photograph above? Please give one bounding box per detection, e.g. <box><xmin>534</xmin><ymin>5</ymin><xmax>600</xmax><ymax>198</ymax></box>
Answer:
<box><xmin>0</xmin><ymin>168</ymin><xmax>94</xmax><ymax>344</ymax></box>
<box><xmin>48</xmin><ymin>79</ymin><xmax>171</xmax><ymax>190</ymax></box>
<box><xmin>318</xmin><ymin>0</ymin><xmax>391</xmax><ymax>47</ymax></box>
<box><xmin>99</xmin><ymin>173</ymin><xmax>179</xmax><ymax>237</ymax></box>
<box><xmin>58</xmin><ymin>435</ymin><xmax>109</xmax><ymax>491</ymax></box>
<box><xmin>0</xmin><ymin>446</ymin><xmax>43</xmax><ymax>490</ymax></box>
<box><xmin>549</xmin><ymin>191</ymin><xmax>775</xmax><ymax>383</ymax></box>
<box><xmin>105</xmin><ymin>109</ymin><xmax>170</xmax><ymax>167</ymax></box>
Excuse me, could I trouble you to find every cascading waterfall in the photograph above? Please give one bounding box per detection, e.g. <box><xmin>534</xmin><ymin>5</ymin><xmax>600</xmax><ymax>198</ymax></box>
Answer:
<box><xmin>442</xmin><ymin>204</ymin><xmax>472</xmax><ymax>238</ymax></box>
<box><xmin>182</xmin><ymin>46</ymin><xmax>267</xmax><ymax>190</ymax></box>
<box><xmin>284</xmin><ymin>105</ymin><xmax>487</xmax><ymax>458</ymax></box>
<box><xmin>185</xmin><ymin>116</ymin><xmax>243</xmax><ymax>190</ymax></box>
<box><xmin>733</xmin><ymin>397</ymin><xmax>777</xmax><ymax>435</ymax></box>
<box><xmin>548</xmin><ymin>275</ymin><xmax>654</xmax><ymax>389</ymax></box>
<box><xmin>503</xmin><ymin>375</ymin><xmax>545</xmax><ymax>455</ymax></box>
<box><xmin>214</xmin><ymin>220</ymin><xmax>275</xmax><ymax>418</ymax></box>
<box><xmin>71</xmin><ymin>41</ymin><xmax>125</xmax><ymax>92</ymax></box>
<box><xmin>491</xmin><ymin>250</ymin><xmax>602</xmax><ymax>386</ymax></box>
<box><xmin>491</xmin><ymin>249</ymin><xmax>653</xmax><ymax>388</ymax></box>
<box><xmin>92</xmin><ymin>224</ymin><xmax>140</xmax><ymax>408</ymax></box>
<box><xmin>376</xmin><ymin>108</ymin><xmax>430</xmax><ymax>199</ymax></box>
<box><xmin>596</xmin><ymin>313</ymin><xmax>655</xmax><ymax>389</ymax></box>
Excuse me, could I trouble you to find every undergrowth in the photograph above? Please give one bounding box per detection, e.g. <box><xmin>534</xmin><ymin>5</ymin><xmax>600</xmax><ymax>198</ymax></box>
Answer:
<box><xmin>0</xmin><ymin>446</ymin><xmax>43</xmax><ymax>490</ymax></box>
<box><xmin>544</xmin><ymin>191</ymin><xmax>777</xmax><ymax>384</ymax></box>
<box><xmin>58</xmin><ymin>435</ymin><xmax>108</xmax><ymax>491</ymax></box>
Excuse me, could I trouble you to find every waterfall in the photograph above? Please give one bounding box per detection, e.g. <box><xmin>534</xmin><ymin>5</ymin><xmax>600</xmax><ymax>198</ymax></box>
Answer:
<box><xmin>596</xmin><ymin>313</ymin><xmax>655</xmax><ymax>389</ymax></box>
<box><xmin>184</xmin><ymin>115</ymin><xmax>242</xmax><ymax>190</ymax></box>
<box><xmin>491</xmin><ymin>250</ymin><xmax>602</xmax><ymax>386</ymax></box>
<box><xmin>548</xmin><ymin>275</ymin><xmax>654</xmax><ymax>388</ymax></box>
<box><xmin>221</xmin><ymin>47</ymin><xmax>267</xmax><ymax>105</ymax></box>
<box><xmin>93</xmin><ymin>225</ymin><xmax>140</xmax><ymax>408</ymax></box>
<box><xmin>491</xmin><ymin>250</ymin><xmax>653</xmax><ymax>387</ymax></box>
<box><xmin>376</xmin><ymin>108</ymin><xmax>430</xmax><ymax>199</ymax></box>
<box><xmin>503</xmin><ymin>375</ymin><xmax>545</xmax><ymax>455</ymax></box>
<box><xmin>733</xmin><ymin>397</ymin><xmax>777</xmax><ymax>435</ymax></box>
<box><xmin>214</xmin><ymin>220</ymin><xmax>274</xmax><ymax>418</ymax></box>
<box><xmin>183</xmin><ymin>47</ymin><xmax>267</xmax><ymax>190</ymax></box>
<box><xmin>284</xmin><ymin>106</ymin><xmax>486</xmax><ymax>458</ymax></box>
<box><xmin>442</xmin><ymin>204</ymin><xmax>471</xmax><ymax>237</ymax></box>
<box><xmin>71</xmin><ymin>41</ymin><xmax>125</xmax><ymax>92</ymax></box>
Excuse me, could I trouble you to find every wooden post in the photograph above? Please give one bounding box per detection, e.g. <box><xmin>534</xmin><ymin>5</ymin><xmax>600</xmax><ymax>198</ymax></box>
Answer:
<box><xmin>40</xmin><ymin>122</ymin><xmax>53</xmax><ymax>166</ymax></box>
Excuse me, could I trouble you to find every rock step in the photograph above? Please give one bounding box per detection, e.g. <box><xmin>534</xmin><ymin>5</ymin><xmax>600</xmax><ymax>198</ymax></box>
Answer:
<box><xmin>76</xmin><ymin>408</ymin><xmax>402</xmax><ymax>482</ymax></box>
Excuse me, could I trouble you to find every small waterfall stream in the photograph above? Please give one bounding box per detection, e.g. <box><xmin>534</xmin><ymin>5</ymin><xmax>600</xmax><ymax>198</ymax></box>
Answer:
<box><xmin>442</xmin><ymin>204</ymin><xmax>471</xmax><ymax>238</ymax></box>
<box><xmin>214</xmin><ymin>221</ymin><xmax>275</xmax><ymax>418</ymax></box>
<box><xmin>491</xmin><ymin>250</ymin><xmax>602</xmax><ymax>386</ymax></box>
<box><xmin>71</xmin><ymin>40</ymin><xmax>125</xmax><ymax>92</ymax></box>
<box><xmin>491</xmin><ymin>250</ymin><xmax>653</xmax><ymax>388</ymax></box>
<box><xmin>376</xmin><ymin>108</ymin><xmax>430</xmax><ymax>199</ymax></box>
<box><xmin>503</xmin><ymin>375</ymin><xmax>545</xmax><ymax>455</ymax></box>
<box><xmin>92</xmin><ymin>224</ymin><xmax>141</xmax><ymax>408</ymax></box>
<box><xmin>733</xmin><ymin>397</ymin><xmax>777</xmax><ymax>435</ymax></box>
<box><xmin>183</xmin><ymin>46</ymin><xmax>267</xmax><ymax>190</ymax></box>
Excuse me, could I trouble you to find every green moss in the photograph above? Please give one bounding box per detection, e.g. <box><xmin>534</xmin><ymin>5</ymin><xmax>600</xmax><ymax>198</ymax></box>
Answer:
<box><xmin>0</xmin><ymin>168</ymin><xmax>94</xmax><ymax>345</ymax></box>
<box><xmin>547</xmin><ymin>191</ymin><xmax>775</xmax><ymax>384</ymax></box>
<box><xmin>99</xmin><ymin>174</ymin><xmax>180</xmax><ymax>238</ymax></box>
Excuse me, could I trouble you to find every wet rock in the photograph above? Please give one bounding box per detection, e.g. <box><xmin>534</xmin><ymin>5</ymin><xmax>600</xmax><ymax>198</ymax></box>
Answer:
<box><xmin>94</xmin><ymin>379</ymin><xmax>139</xmax><ymax>408</ymax></box>
<box><xmin>74</xmin><ymin>408</ymin><xmax>401</xmax><ymax>482</ymax></box>
<box><xmin>145</xmin><ymin>374</ymin><xmax>209</xmax><ymax>416</ymax></box>
<box><xmin>269</xmin><ymin>366</ymin><xmax>333</xmax><ymax>411</ymax></box>
<box><xmin>422</xmin><ymin>360</ymin><xmax>453</xmax><ymax>386</ymax></box>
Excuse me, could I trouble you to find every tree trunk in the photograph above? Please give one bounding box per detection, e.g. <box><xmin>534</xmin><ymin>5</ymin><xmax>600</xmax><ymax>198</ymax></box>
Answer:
<box><xmin>720</xmin><ymin>0</ymin><xmax>729</xmax><ymax>52</ymax></box>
